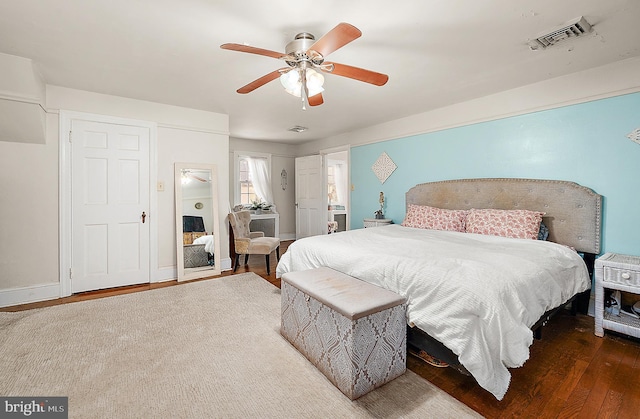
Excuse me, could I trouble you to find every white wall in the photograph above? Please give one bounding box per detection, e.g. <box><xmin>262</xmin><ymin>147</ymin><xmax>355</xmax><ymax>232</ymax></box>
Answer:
<box><xmin>0</xmin><ymin>53</ymin><xmax>46</xmax><ymax>144</ymax></box>
<box><xmin>0</xmin><ymin>86</ymin><xmax>229</xmax><ymax>307</ymax></box>
<box><xmin>0</xmin><ymin>115</ymin><xmax>59</xmax><ymax>292</ymax></box>
<box><xmin>156</xmin><ymin>126</ymin><xmax>229</xmax><ymax>276</ymax></box>
<box><xmin>271</xmin><ymin>154</ymin><xmax>296</xmax><ymax>240</ymax></box>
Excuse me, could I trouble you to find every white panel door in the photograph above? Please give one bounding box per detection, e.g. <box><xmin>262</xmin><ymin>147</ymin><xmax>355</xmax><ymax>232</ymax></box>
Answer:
<box><xmin>71</xmin><ymin>119</ymin><xmax>150</xmax><ymax>293</ymax></box>
<box><xmin>295</xmin><ymin>155</ymin><xmax>324</xmax><ymax>239</ymax></box>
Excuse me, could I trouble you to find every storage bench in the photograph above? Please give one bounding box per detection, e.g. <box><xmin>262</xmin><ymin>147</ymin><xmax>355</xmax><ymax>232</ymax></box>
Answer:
<box><xmin>183</xmin><ymin>243</ymin><xmax>208</xmax><ymax>268</ymax></box>
<box><xmin>281</xmin><ymin>267</ymin><xmax>407</xmax><ymax>400</ymax></box>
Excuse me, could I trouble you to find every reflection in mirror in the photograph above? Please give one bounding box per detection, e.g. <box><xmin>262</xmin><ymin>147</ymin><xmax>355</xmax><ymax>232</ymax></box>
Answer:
<box><xmin>175</xmin><ymin>163</ymin><xmax>221</xmax><ymax>281</ymax></box>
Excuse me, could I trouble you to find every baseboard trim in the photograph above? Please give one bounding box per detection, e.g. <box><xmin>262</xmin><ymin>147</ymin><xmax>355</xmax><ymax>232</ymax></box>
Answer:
<box><xmin>0</xmin><ymin>283</ymin><xmax>60</xmax><ymax>308</ymax></box>
<box><xmin>1</xmin><ymin>258</ymin><xmax>266</xmax><ymax>308</ymax></box>
<box><xmin>153</xmin><ymin>266</ymin><xmax>177</xmax><ymax>283</ymax></box>
<box><xmin>220</xmin><ymin>257</ymin><xmax>232</xmax><ymax>271</ymax></box>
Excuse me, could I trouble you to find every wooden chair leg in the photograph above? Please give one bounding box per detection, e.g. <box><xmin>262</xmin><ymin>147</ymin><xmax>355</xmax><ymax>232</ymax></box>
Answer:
<box><xmin>233</xmin><ymin>254</ymin><xmax>240</xmax><ymax>272</ymax></box>
<box><xmin>276</xmin><ymin>246</ymin><xmax>280</xmax><ymax>261</ymax></box>
<box><xmin>244</xmin><ymin>254</ymin><xmax>249</xmax><ymax>265</ymax></box>
<box><xmin>265</xmin><ymin>254</ymin><xmax>271</xmax><ymax>276</ymax></box>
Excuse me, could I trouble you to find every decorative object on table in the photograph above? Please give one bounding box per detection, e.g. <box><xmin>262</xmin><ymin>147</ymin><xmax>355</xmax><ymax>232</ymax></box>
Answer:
<box><xmin>249</xmin><ymin>199</ymin><xmax>272</xmax><ymax>214</ymax></box>
<box><xmin>281</xmin><ymin>169</ymin><xmax>288</xmax><ymax>190</ymax></box>
<box><xmin>371</xmin><ymin>152</ymin><xmax>397</xmax><ymax>184</ymax></box>
<box><xmin>328</xmin><ymin>183</ymin><xmax>338</xmax><ymax>207</ymax></box>
<box><xmin>375</xmin><ymin>191</ymin><xmax>385</xmax><ymax>219</ymax></box>
<box><xmin>627</xmin><ymin>128</ymin><xmax>640</xmax><ymax>145</ymax></box>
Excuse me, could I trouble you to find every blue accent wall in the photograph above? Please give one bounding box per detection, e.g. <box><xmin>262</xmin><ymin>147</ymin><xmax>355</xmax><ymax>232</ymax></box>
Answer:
<box><xmin>351</xmin><ymin>92</ymin><xmax>640</xmax><ymax>256</ymax></box>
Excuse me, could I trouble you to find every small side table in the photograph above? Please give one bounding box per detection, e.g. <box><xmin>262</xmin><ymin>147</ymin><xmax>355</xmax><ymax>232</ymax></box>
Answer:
<box><xmin>594</xmin><ymin>252</ymin><xmax>640</xmax><ymax>338</ymax></box>
<box><xmin>363</xmin><ymin>218</ymin><xmax>392</xmax><ymax>228</ymax></box>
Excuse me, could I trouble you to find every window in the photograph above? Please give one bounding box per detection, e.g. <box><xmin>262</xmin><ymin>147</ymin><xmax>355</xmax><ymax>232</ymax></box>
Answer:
<box><xmin>234</xmin><ymin>151</ymin><xmax>272</xmax><ymax>206</ymax></box>
<box><xmin>238</xmin><ymin>157</ymin><xmax>257</xmax><ymax>205</ymax></box>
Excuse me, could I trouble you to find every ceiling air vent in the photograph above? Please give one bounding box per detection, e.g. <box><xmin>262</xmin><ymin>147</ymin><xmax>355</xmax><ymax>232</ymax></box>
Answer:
<box><xmin>288</xmin><ymin>125</ymin><xmax>308</xmax><ymax>133</ymax></box>
<box><xmin>528</xmin><ymin>16</ymin><xmax>592</xmax><ymax>50</ymax></box>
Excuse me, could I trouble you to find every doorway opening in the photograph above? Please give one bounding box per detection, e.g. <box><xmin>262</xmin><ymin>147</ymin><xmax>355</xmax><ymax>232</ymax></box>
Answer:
<box><xmin>325</xmin><ymin>150</ymin><xmax>349</xmax><ymax>234</ymax></box>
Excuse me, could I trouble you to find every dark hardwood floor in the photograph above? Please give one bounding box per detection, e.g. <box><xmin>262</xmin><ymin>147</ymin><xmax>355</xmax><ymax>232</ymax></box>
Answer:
<box><xmin>3</xmin><ymin>240</ymin><xmax>639</xmax><ymax>418</ymax></box>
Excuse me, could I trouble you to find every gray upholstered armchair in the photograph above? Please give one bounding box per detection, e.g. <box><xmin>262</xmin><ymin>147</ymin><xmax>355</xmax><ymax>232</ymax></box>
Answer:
<box><xmin>228</xmin><ymin>210</ymin><xmax>280</xmax><ymax>275</ymax></box>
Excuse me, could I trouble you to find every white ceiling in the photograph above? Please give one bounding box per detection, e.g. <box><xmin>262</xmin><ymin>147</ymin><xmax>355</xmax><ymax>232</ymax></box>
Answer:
<box><xmin>1</xmin><ymin>1</ymin><xmax>639</xmax><ymax>144</ymax></box>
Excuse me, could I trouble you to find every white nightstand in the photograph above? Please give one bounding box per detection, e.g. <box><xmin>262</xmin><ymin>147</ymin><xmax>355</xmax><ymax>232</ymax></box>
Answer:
<box><xmin>594</xmin><ymin>252</ymin><xmax>640</xmax><ymax>338</ymax></box>
<box><xmin>363</xmin><ymin>218</ymin><xmax>392</xmax><ymax>228</ymax></box>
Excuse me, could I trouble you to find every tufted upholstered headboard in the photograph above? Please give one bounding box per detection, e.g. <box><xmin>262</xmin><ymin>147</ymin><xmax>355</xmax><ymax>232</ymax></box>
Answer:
<box><xmin>405</xmin><ymin>178</ymin><xmax>602</xmax><ymax>254</ymax></box>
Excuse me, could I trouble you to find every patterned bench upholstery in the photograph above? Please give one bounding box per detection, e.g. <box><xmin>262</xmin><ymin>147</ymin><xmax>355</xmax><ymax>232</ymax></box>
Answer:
<box><xmin>183</xmin><ymin>244</ymin><xmax>208</xmax><ymax>268</ymax></box>
<box><xmin>281</xmin><ymin>267</ymin><xmax>407</xmax><ymax>400</ymax></box>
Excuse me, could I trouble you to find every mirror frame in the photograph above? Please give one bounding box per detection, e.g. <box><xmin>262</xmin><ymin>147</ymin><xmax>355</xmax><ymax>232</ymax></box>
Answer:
<box><xmin>175</xmin><ymin>162</ymin><xmax>221</xmax><ymax>281</ymax></box>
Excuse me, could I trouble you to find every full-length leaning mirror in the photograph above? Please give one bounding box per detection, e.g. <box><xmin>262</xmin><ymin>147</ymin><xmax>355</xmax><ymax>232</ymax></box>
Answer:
<box><xmin>175</xmin><ymin>163</ymin><xmax>221</xmax><ymax>281</ymax></box>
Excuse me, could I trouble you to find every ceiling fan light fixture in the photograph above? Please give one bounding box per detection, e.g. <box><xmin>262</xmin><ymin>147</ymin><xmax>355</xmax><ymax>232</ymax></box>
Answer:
<box><xmin>222</xmin><ymin>23</ymin><xmax>388</xmax><ymax>107</ymax></box>
<box><xmin>181</xmin><ymin>170</ymin><xmax>191</xmax><ymax>185</ymax></box>
<box><xmin>280</xmin><ymin>68</ymin><xmax>324</xmax><ymax>98</ymax></box>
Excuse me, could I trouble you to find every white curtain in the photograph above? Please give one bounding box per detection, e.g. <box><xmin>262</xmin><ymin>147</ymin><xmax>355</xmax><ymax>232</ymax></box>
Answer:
<box><xmin>247</xmin><ymin>157</ymin><xmax>274</xmax><ymax>205</ymax></box>
<box><xmin>334</xmin><ymin>163</ymin><xmax>347</xmax><ymax>205</ymax></box>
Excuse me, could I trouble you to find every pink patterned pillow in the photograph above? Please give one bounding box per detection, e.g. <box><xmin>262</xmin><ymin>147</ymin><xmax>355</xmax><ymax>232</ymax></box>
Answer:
<box><xmin>465</xmin><ymin>209</ymin><xmax>544</xmax><ymax>240</ymax></box>
<box><xmin>401</xmin><ymin>204</ymin><xmax>468</xmax><ymax>232</ymax></box>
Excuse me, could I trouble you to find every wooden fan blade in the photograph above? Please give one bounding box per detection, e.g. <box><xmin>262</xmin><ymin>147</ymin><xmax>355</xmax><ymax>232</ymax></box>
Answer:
<box><xmin>220</xmin><ymin>43</ymin><xmax>286</xmax><ymax>60</ymax></box>
<box><xmin>324</xmin><ymin>62</ymin><xmax>389</xmax><ymax>86</ymax></box>
<box><xmin>307</xmin><ymin>23</ymin><xmax>362</xmax><ymax>57</ymax></box>
<box><xmin>188</xmin><ymin>174</ymin><xmax>208</xmax><ymax>183</ymax></box>
<box><xmin>237</xmin><ymin>69</ymin><xmax>286</xmax><ymax>94</ymax></box>
<box><xmin>308</xmin><ymin>93</ymin><xmax>324</xmax><ymax>107</ymax></box>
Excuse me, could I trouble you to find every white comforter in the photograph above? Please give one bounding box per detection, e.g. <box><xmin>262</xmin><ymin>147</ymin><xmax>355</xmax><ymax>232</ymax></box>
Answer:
<box><xmin>275</xmin><ymin>225</ymin><xmax>590</xmax><ymax>400</ymax></box>
<box><xmin>193</xmin><ymin>235</ymin><xmax>215</xmax><ymax>254</ymax></box>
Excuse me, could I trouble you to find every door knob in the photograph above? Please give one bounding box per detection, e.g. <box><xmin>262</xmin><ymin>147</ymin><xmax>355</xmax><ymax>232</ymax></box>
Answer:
<box><xmin>141</xmin><ymin>212</ymin><xmax>146</xmax><ymax>223</ymax></box>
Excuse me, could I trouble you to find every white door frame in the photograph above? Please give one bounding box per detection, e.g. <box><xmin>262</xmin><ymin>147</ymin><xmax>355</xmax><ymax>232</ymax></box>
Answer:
<box><xmin>59</xmin><ymin>110</ymin><xmax>158</xmax><ymax>297</ymax></box>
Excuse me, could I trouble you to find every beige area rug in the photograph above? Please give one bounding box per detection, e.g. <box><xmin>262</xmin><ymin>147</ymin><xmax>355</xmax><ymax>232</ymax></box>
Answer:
<box><xmin>0</xmin><ymin>273</ymin><xmax>482</xmax><ymax>418</ymax></box>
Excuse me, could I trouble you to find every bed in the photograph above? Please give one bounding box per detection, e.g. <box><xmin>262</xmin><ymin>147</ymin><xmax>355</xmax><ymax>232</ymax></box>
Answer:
<box><xmin>193</xmin><ymin>234</ymin><xmax>215</xmax><ymax>255</ymax></box>
<box><xmin>276</xmin><ymin>178</ymin><xmax>602</xmax><ymax>400</ymax></box>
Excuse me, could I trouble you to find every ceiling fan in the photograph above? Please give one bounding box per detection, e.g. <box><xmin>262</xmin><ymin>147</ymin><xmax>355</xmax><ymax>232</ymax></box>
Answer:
<box><xmin>220</xmin><ymin>22</ymin><xmax>389</xmax><ymax>110</ymax></box>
